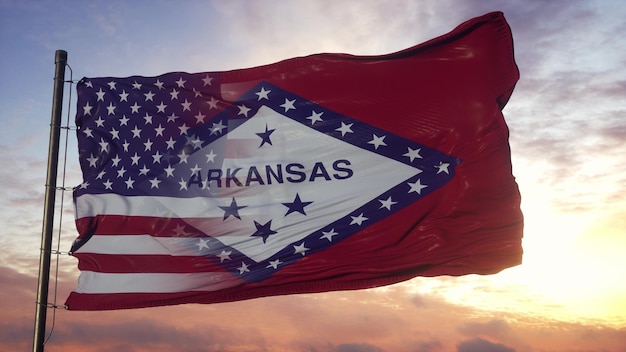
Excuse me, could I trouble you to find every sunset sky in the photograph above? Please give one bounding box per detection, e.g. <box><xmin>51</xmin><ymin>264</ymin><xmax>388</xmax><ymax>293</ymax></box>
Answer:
<box><xmin>1</xmin><ymin>1</ymin><xmax>625</xmax><ymax>351</ymax></box>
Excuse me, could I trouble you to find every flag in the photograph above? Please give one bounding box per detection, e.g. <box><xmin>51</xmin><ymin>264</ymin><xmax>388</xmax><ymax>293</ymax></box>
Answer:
<box><xmin>65</xmin><ymin>12</ymin><xmax>522</xmax><ymax>310</ymax></box>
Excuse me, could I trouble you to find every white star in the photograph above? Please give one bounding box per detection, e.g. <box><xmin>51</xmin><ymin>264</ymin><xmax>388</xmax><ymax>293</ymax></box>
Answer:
<box><xmin>175</xmin><ymin>77</ymin><xmax>186</xmax><ymax>88</ymax></box>
<box><xmin>111</xmin><ymin>155</ymin><xmax>121</xmax><ymax>166</ymax></box>
<box><xmin>154</xmin><ymin>124</ymin><xmax>165</xmax><ymax>136</ymax></box>
<box><xmin>87</xmin><ymin>153</ymin><xmax>98</xmax><ymax>167</ymax></box>
<box><xmin>237</xmin><ymin>262</ymin><xmax>250</xmax><ymax>274</ymax></box>
<box><xmin>280</xmin><ymin>98</ymin><xmax>296</xmax><ymax>112</ymax></box>
<box><xmin>436</xmin><ymin>162</ymin><xmax>450</xmax><ymax>174</ymax></box>
<box><xmin>335</xmin><ymin>122</ymin><xmax>354</xmax><ymax>137</ymax></box>
<box><xmin>178</xmin><ymin>123</ymin><xmax>189</xmax><ymax>135</ymax></box>
<box><xmin>96</xmin><ymin>171</ymin><xmax>106</xmax><ymax>179</ymax></box>
<box><xmin>143</xmin><ymin>139</ymin><xmax>153</xmax><ymax>151</ymax></box>
<box><xmin>193</xmin><ymin>88</ymin><xmax>202</xmax><ymax>97</ymax></box>
<box><xmin>190</xmin><ymin>164</ymin><xmax>201</xmax><ymax>176</ymax></box>
<box><xmin>121</xmin><ymin>141</ymin><xmax>130</xmax><ymax>152</ymax></box>
<box><xmin>165</xmin><ymin>137</ymin><xmax>176</xmax><ymax>150</ymax></box>
<box><xmin>196</xmin><ymin>238</ymin><xmax>210</xmax><ymax>251</ymax></box>
<box><xmin>95</xmin><ymin>88</ymin><xmax>106</xmax><ymax>101</ymax></box>
<box><xmin>83</xmin><ymin>103</ymin><xmax>93</xmax><ymax>116</ymax></box>
<box><xmin>178</xmin><ymin>150</ymin><xmax>189</xmax><ymax>163</ymax></box>
<box><xmin>202</xmin><ymin>75</ymin><xmax>213</xmax><ymax>86</ymax></box>
<box><xmin>195</xmin><ymin>112</ymin><xmax>206</xmax><ymax>123</ymax></box>
<box><xmin>293</xmin><ymin>242</ymin><xmax>309</xmax><ymax>256</ymax></box>
<box><xmin>350</xmin><ymin>213</ymin><xmax>368</xmax><ymax>226</ymax></box>
<box><xmin>154</xmin><ymin>79</ymin><xmax>164</xmax><ymax>90</ymax></box>
<box><xmin>138</xmin><ymin>165</ymin><xmax>150</xmax><ymax>176</ymax></box>
<box><xmin>144</xmin><ymin>91</ymin><xmax>155</xmax><ymax>101</ymax></box>
<box><xmin>238</xmin><ymin>104</ymin><xmax>251</xmax><ymax>117</ymax></box>
<box><xmin>130</xmin><ymin>102</ymin><xmax>141</xmax><ymax>113</ymax></box>
<box><xmin>117</xmin><ymin>167</ymin><xmax>127</xmax><ymax>178</ymax></box>
<box><xmin>132</xmin><ymin>81</ymin><xmax>142</xmax><ymax>90</ymax></box>
<box><xmin>207</xmin><ymin>96</ymin><xmax>219</xmax><ymax>109</ymax></box>
<box><xmin>117</xmin><ymin>117</ymin><xmax>129</xmax><ymax>127</ymax></box>
<box><xmin>190</xmin><ymin>136</ymin><xmax>202</xmax><ymax>149</ymax></box>
<box><xmin>210</xmin><ymin>120</ymin><xmax>226</xmax><ymax>135</ymax></box>
<box><xmin>205</xmin><ymin>150</ymin><xmax>217</xmax><ymax>163</ymax></box>
<box><xmin>124</xmin><ymin>177</ymin><xmax>135</xmax><ymax>189</ymax></box>
<box><xmin>98</xmin><ymin>139</ymin><xmax>109</xmax><ymax>153</ymax></box>
<box><xmin>178</xmin><ymin>177</ymin><xmax>188</xmax><ymax>190</ymax></box>
<box><xmin>79</xmin><ymin>182</ymin><xmax>89</xmax><ymax>189</ymax></box>
<box><xmin>143</xmin><ymin>112</ymin><xmax>153</xmax><ymax>124</ymax></box>
<box><xmin>266</xmin><ymin>259</ymin><xmax>282</xmax><ymax>269</ymax></box>
<box><xmin>167</xmin><ymin>113</ymin><xmax>179</xmax><ymax>122</ymax></box>
<box><xmin>107</xmin><ymin>81</ymin><xmax>117</xmax><ymax>90</ymax></box>
<box><xmin>217</xmin><ymin>250</ymin><xmax>231</xmax><ymax>262</ymax></box>
<box><xmin>169</xmin><ymin>89</ymin><xmax>179</xmax><ymax>100</ymax></box>
<box><xmin>119</xmin><ymin>90</ymin><xmax>129</xmax><ymax>102</ymax></box>
<box><xmin>255</xmin><ymin>87</ymin><xmax>271</xmax><ymax>100</ymax></box>
<box><xmin>82</xmin><ymin>127</ymin><xmax>93</xmax><ymax>138</ymax></box>
<box><xmin>403</xmin><ymin>147</ymin><xmax>422</xmax><ymax>162</ymax></box>
<box><xmin>181</xmin><ymin>99</ymin><xmax>192</xmax><ymax>111</ymax></box>
<box><xmin>164</xmin><ymin>165</ymin><xmax>175</xmax><ymax>177</ymax></box>
<box><xmin>110</xmin><ymin>127</ymin><xmax>119</xmax><ymax>140</ymax></box>
<box><xmin>149</xmin><ymin>177</ymin><xmax>161</xmax><ymax>189</ymax></box>
<box><xmin>130</xmin><ymin>152</ymin><xmax>141</xmax><ymax>165</ymax></box>
<box><xmin>106</xmin><ymin>101</ymin><xmax>117</xmax><ymax>114</ymax></box>
<box><xmin>152</xmin><ymin>151</ymin><xmax>163</xmax><ymax>164</ymax></box>
<box><xmin>379</xmin><ymin>196</ymin><xmax>397</xmax><ymax>210</ymax></box>
<box><xmin>156</xmin><ymin>101</ymin><xmax>167</xmax><ymax>113</ymax></box>
<box><xmin>94</xmin><ymin>116</ymin><xmax>105</xmax><ymax>127</ymax></box>
<box><xmin>84</xmin><ymin>81</ymin><xmax>93</xmax><ymax>88</ymax></box>
<box><xmin>131</xmin><ymin>126</ymin><xmax>142</xmax><ymax>138</ymax></box>
<box><xmin>103</xmin><ymin>179</ymin><xmax>113</xmax><ymax>190</ymax></box>
<box><xmin>320</xmin><ymin>229</ymin><xmax>338</xmax><ymax>242</ymax></box>
<box><xmin>306</xmin><ymin>111</ymin><xmax>324</xmax><ymax>125</ymax></box>
<box><xmin>408</xmin><ymin>179</ymin><xmax>427</xmax><ymax>194</ymax></box>
<box><xmin>368</xmin><ymin>134</ymin><xmax>387</xmax><ymax>150</ymax></box>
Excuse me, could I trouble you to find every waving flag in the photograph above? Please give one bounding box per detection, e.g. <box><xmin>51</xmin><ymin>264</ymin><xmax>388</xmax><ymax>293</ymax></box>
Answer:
<box><xmin>65</xmin><ymin>12</ymin><xmax>523</xmax><ymax>310</ymax></box>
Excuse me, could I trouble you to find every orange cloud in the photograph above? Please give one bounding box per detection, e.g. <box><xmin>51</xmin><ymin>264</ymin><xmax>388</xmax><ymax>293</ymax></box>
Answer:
<box><xmin>2</xmin><ymin>264</ymin><xmax>625</xmax><ymax>352</ymax></box>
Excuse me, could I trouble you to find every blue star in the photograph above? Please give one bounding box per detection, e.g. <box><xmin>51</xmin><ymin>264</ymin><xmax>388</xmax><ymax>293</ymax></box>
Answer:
<box><xmin>256</xmin><ymin>123</ymin><xmax>276</xmax><ymax>147</ymax></box>
<box><xmin>251</xmin><ymin>220</ymin><xmax>277</xmax><ymax>243</ymax></box>
<box><xmin>219</xmin><ymin>197</ymin><xmax>247</xmax><ymax>220</ymax></box>
<box><xmin>282</xmin><ymin>193</ymin><xmax>313</xmax><ymax>216</ymax></box>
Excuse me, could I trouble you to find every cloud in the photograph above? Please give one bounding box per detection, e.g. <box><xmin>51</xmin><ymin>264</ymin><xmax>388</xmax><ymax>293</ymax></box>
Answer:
<box><xmin>335</xmin><ymin>343</ymin><xmax>385</xmax><ymax>352</ymax></box>
<box><xmin>457</xmin><ymin>319</ymin><xmax>512</xmax><ymax>340</ymax></box>
<box><xmin>413</xmin><ymin>339</ymin><xmax>444</xmax><ymax>352</ymax></box>
<box><xmin>3</xmin><ymin>262</ymin><xmax>626</xmax><ymax>352</ymax></box>
<box><xmin>2</xmin><ymin>1</ymin><xmax>626</xmax><ymax>352</ymax></box>
<box><xmin>457</xmin><ymin>337</ymin><xmax>515</xmax><ymax>352</ymax></box>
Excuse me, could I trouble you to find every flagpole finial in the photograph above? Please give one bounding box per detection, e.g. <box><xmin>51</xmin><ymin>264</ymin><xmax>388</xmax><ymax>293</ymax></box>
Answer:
<box><xmin>55</xmin><ymin>50</ymin><xmax>67</xmax><ymax>64</ymax></box>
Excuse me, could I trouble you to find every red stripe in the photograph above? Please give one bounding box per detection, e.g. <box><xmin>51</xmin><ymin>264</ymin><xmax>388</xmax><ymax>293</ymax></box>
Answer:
<box><xmin>75</xmin><ymin>215</ymin><xmax>225</xmax><ymax>238</ymax></box>
<box><xmin>74</xmin><ymin>253</ymin><xmax>228</xmax><ymax>273</ymax></box>
<box><xmin>64</xmin><ymin>262</ymin><xmax>432</xmax><ymax>311</ymax></box>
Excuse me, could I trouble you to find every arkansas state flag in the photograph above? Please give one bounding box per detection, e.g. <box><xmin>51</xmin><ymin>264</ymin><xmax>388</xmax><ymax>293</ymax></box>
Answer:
<box><xmin>66</xmin><ymin>12</ymin><xmax>523</xmax><ymax>310</ymax></box>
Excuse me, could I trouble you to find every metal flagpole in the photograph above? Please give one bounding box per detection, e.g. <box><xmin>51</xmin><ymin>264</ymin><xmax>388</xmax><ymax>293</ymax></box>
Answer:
<box><xmin>33</xmin><ymin>49</ymin><xmax>67</xmax><ymax>352</ymax></box>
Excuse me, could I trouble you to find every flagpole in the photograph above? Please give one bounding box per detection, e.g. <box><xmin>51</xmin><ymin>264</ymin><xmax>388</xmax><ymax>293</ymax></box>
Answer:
<box><xmin>33</xmin><ymin>49</ymin><xmax>67</xmax><ymax>352</ymax></box>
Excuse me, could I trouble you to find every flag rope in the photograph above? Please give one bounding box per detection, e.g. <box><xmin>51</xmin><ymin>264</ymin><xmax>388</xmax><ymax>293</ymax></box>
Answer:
<box><xmin>41</xmin><ymin>63</ymin><xmax>74</xmax><ymax>345</ymax></box>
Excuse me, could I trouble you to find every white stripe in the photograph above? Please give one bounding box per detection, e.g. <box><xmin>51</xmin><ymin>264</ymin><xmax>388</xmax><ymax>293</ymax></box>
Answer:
<box><xmin>75</xmin><ymin>271</ymin><xmax>237</xmax><ymax>293</ymax></box>
<box><xmin>75</xmin><ymin>194</ymin><xmax>225</xmax><ymax>219</ymax></box>
<box><xmin>75</xmin><ymin>235</ymin><xmax>197</xmax><ymax>256</ymax></box>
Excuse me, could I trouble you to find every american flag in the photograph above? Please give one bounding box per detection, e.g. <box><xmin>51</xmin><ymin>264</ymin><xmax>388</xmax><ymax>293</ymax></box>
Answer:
<box><xmin>72</xmin><ymin>74</ymin><xmax>459</xmax><ymax>287</ymax></box>
<box><xmin>67</xmin><ymin>12</ymin><xmax>523</xmax><ymax>310</ymax></box>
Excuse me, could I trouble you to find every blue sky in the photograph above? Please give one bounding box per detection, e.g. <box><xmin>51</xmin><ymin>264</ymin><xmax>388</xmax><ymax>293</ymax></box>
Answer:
<box><xmin>1</xmin><ymin>1</ymin><xmax>626</xmax><ymax>351</ymax></box>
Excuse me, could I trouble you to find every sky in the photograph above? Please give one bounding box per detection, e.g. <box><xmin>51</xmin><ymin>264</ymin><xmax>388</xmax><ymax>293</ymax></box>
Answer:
<box><xmin>1</xmin><ymin>0</ymin><xmax>625</xmax><ymax>351</ymax></box>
